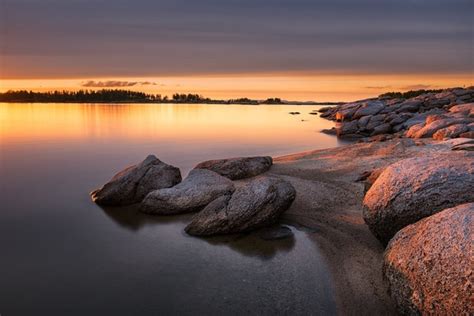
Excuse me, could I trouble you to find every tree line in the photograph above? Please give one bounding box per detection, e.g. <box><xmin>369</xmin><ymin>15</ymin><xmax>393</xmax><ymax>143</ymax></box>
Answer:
<box><xmin>0</xmin><ymin>89</ymin><xmax>286</xmax><ymax>104</ymax></box>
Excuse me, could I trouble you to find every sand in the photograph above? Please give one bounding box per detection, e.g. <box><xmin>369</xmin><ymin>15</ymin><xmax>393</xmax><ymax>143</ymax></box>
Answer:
<box><xmin>268</xmin><ymin>138</ymin><xmax>469</xmax><ymax>315</ymax></box>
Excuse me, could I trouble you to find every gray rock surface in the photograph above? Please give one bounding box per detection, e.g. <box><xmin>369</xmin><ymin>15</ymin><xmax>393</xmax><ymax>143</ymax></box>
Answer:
<box><xmin>384</xmin><ymin>203</ymin><xmax>474</xmax><ymax>315</ymax></box>
<box><xmin>194</xmin><ymin>156</ymin><xmax>272</xmax><ymax>180</ymax></box>
<box><xmin>140</xmin><ymin>169</ymin><xmax>235</xmax><ymax>215</ymax></box>
<box><xmin>363</xmin><ymin>152</ymin><xmax>474</xmax><ymax>244</ymax></box>
<box><xmin>185</xmin><ymin>176</ymin><xmax>296</xmax><ymax>236</ymax></box>
<box><xmin>91</xmin><ymin>155</ymin><xmax>181</xmax><ymax>206</ymax></box>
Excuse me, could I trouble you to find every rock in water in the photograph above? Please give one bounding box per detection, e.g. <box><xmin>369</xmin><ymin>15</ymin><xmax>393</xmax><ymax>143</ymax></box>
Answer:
<box><xmin>140</xmin><ymin>169</ymin><xmax>235</xmax><ymax>215</ymax></box>
<box><xmin>194</xmin><ymin>156</ymin><xmax>273</xmax><ymax>180</ymax></box>
<box><xmin>363</xmin><ymin>152</ymin><xmax>474</xmax><ymax>244</ymax></box>
<box><xmin>384</xmin><ymin>203</ymin><xmax>474</xmax><ymax>315</ymax></box>
<box><xmin>258</xmin><ymin>225</ymin><xmax>294</xmax><ymax>240</ymax></box>
<box><xmin>185</xmin><ymin>176</ymin><xmax>296</xmax><ymax>236</ymax></box>
<box><xmin>90</xmin><ymin>155</ymin><xmax>182</xmax><ymax>206</ymax></box>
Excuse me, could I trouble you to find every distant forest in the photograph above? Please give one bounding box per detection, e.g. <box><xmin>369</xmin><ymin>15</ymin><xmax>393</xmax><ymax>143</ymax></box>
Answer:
<box><xmin>0</xmin><ymin>89</ymin><xmax>287</xmax><ymax>105</ymax></box>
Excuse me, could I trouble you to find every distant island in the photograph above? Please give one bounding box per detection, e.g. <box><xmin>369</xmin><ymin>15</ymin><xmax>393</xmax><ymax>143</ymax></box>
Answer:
<box><xmin>0</xmin><ymin>89</ymin><xmax>344</xmax><ymax>105</ymax></box>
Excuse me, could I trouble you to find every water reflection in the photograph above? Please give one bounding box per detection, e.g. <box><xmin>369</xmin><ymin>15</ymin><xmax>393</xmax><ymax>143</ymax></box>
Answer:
<box><xmin>100</xmin><ymin>204</ymin><xmax>296</xmax><ymax>260</ymax></box>
<box><xmin>0</xmin><ymin>103</ymin><xmax>338</xmax><ymax>314</ymax></box>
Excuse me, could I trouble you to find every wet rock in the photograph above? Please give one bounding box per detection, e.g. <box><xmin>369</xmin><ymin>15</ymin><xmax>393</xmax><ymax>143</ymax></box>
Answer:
<box><xmin>91</xmin><ymin>155</ymin><xmax>181</xmax><ymax>206</ymax></box>
<box><xmin>321</xmin><ymin>128</ymin><xmax>337</xmax><ymax>135</ymax></box>
<box><xmin>194</xmin><ymin>156</ymin><xmax>273</xmax><ymax>180</ymax></box>
<box><xmin>363</xmin><ymin>152</ymin><xmax>474</xmax><ymax>244</ymax></box>
<box><xmin>432</xmin><ymin>123</ymin><xmax>469</xmax><ymax>140</ymax></box>
<box><xmin>258</xmin><ymin>225</ymin><xmax>294</xmax><ymax>240</ymax></box>
<box><xmin>140</xmin><ymin>169</ymin><xmax>235</xmax><ymax>215</ymax></box>
<box><xmin>384</xmin><ymin>203</ymin><xmax>474</xmax><ymax>315</ymax></box>
<box><xmin>185</xmin><ymin>176</ymin><xmax>296</xmax><ymax>236</ymax></box>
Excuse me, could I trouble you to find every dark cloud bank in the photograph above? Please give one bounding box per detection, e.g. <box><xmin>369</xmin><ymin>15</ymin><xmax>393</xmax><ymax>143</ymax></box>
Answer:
<box><xmin>1</xmin><ymin>0</ymin><xmax>472</xmax><ymax>78</ymax></box>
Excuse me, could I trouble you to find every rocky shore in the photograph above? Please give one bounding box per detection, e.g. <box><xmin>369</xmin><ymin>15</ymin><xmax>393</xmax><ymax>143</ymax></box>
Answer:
<box><xmin>319</xmin><ymin>87</ymin><xmax>474</xmax><ymax>142</ymax></box>
<box><xmin>91</xmin><ymin>89</ymin><xmax>473</xmax><ymax>314</ymax></box>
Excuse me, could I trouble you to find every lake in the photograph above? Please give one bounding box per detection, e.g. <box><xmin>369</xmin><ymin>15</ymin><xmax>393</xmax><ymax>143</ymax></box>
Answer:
<box><xmin>0</xmin><ymin>103</ymin><xmax>343</xmax><ymax>315</ymax></box>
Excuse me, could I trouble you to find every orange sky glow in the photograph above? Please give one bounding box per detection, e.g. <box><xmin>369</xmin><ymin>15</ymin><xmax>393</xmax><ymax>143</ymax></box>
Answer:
<box><xmin>1</xmin><ymin>73</ymin><xmax>472</xmax><ymax>102</ymax></box>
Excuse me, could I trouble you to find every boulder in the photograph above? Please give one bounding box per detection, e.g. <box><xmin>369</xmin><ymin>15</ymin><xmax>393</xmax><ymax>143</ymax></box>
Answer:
<box><xmin>185</xmin><ymin>176</ymin><xmax>296</xmax><ymax>236</ymax></box>
<box><xmin>384</xmin><ymin>203</ymin><xmax>474</xmax><ymax>315</ymax></box>
<box><xmin>194</xmin><ymin>156</ymin><xmax>272</xmax><ymax>180</ymax></box>
<box><xmin>357</xmin><ymin>115</ymin><xmax>371</xmax><ymax>129</ymax></box>
<box><xmin>353</xmin><ymin>101</ymin><xmax>385</xmax><ymax>119</ymax></box>
<box><xmin>432</xmin><ymin>123</ymin><xmax>469</xmax><ymax>140</ymax></box>
<box><xmin>91</xmin><ymin>155</ymin><xmax>181</xmax><ymax>206</ymax></box>
<box><xmin>411</xmin><ymin>117</ymin><xmax>473</xmax><ymax>138</ymax></box>
<box><xmin>449</xmin><ymin>102</ymin><xmax>473</xmax><ymax>116</ymax></box>
<box><xmin>371</xmin><ymin>123</ymin><xmax>392</xmax><ymax>136</ymax></box>
<box><xmin>363</xmin><ymin>152</ymin><xmax>474</xmax><ymax>244</ymax></box>
<box><xmin>336</xmin><ymin>120</ymin><xmax>359</xmax><ymax>136</ymax></box>
<box><xmin>405</xmin><ymin>123</ymin><xmax>424</xmax><ymax>138</ymax></box>
<box><xmin>397</xmin><ymin>100</ymin><xmax>421</xmax><ymax>113</ymax></box>
<box><xmin>140</xmin><ymin>169</ymin><xmax>235</xmax><ymax>215</ymax></box>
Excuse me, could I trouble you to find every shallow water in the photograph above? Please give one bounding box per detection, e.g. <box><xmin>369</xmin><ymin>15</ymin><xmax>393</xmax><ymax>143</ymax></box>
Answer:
<box><xmin>0</xmin><ymin>103</ymin><xmax>341</xmax><ymax>315</ymax></box>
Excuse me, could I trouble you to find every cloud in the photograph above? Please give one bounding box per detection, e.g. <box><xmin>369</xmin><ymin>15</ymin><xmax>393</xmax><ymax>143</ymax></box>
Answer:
<box><xmin>81</xmin><ymin>80</ymin><xmax>157</xmax><ymax>87</ymax></box>
<box><xmin>365</xmin><ymin>86</ymin><xmax>392</xmax><ymax>89</ymax></box>
<box><xmin>401</xmin><ymin>84</ymin><xmax>433</xmax><ymax>90</ymax></box>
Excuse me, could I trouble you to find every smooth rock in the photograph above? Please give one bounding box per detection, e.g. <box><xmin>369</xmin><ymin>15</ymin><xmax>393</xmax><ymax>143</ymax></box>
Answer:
<box><xmin>353</xmin><ymin>101</ymin><xmax>385</xmax><ymax>119</ymax></box>
<box><xmin>363</xmin><ymin>152</ymin><xmax>474</xmax><ymax>244</ymax></box>
<box><xmin>412</xmin><ymin>117</ymin><xmax>473</xmax><ymax>138</ymax></box>
<box><xmin>432</xmin><ymin>123</ymin><xmax>469</xmax><ymax>140</ymax></box>
<box><xmin>194</xmin><ymin>156</ymin><xmax>272</xmax><ymax>180</ymax></box>
<box><xmin>91</xmin><ymin>155</ymin><xmax>181</xmax><ymax>206</ymax></box>
<box><xmin>185</xmin><ymin>176</ymin><xmax>296</xmax><ymax>236</ymax></box>
<box><xmin>384</xmin><ymin>203</ymin><xmax>474</xmax><ymax>315</ymax></box>
<box><xmin>140</xmin><ymin>169</ymin><xmax>235</xmax><ymax>215</ymax></box>
<box><xmin>371</xmin><ymin>123</ymin><xmax>392</xmax><ymax>136</ymax></box>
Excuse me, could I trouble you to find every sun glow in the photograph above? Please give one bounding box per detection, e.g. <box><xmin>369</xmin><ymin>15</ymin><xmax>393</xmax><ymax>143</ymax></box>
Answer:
<box><xmin>1</xmin><ymin>73</ymin><xmax>472</xmax><ymax>102</ymax></box>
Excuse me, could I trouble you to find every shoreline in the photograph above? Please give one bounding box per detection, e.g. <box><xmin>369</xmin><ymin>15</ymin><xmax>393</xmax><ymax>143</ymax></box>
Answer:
<box><xmin>269</xmin><ymin>137</ymin><xmax>471</xmax><ymax>314</ymax></box>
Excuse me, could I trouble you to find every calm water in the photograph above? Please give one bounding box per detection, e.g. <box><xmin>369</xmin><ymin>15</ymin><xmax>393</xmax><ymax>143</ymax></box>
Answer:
<box><xmin>0</xmin><ymin>103</ymin><xmax>342</xmax><ymax>315</ymax></box>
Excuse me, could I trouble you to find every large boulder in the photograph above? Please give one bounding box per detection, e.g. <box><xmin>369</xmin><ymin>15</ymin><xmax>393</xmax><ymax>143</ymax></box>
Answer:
<box><xmin>384</xmin><ymin>203</ymin><xmax>474</xmax><ymax>315</ymax></box>
<box><xmin>185</xmin><ymin>176</ymin><xmax>296</xmax><ymax>236</ymax></box>
<box><xmin>91</xmin><ymin>155</ymin><xmax>181</xmax><ymax>206</ymax></box>
<box><xmin>363</xmin><ymin>152</ymin><xmax>474</xmax><ymax>244</ymax></box>
<box><xmin>140</xmin><ymin>169</ymin><xmax>235</xmax><ymax>215</ymax></box>
<box><xmin>194</xmin><ymin>156</ymin><xmax>272</xmax><ymax>180</ymax></box>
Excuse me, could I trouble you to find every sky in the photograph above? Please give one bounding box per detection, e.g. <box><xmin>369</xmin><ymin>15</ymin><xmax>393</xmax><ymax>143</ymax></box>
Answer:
<box><xmin>0</xmin><ymin>0</ymin><xmax>473</xmax><ymax>101</ymax></box>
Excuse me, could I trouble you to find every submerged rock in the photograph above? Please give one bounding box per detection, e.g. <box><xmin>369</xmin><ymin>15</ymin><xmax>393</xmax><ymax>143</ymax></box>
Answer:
<box><xmin>140</xmin><ymin>169</ymin><xmax>235</xmax><ymax>215</ymax></box>
<box><xmin>194</xmin><ymin>156</ymin><xmax>273</xmax><ymax>180</ymax></box>
<box><xmin>90</xmin><ymin>155</ymin><xmax>181</xmax><ymax>206</ymax></box>
<box><xmin>384</xmin><ymin>203</ymin><xmax>474</xmax><ymax>315</ymax></box>
<box><xmin>258</xmin><ymin>225</ymin><xmax>294</xmax><ymax>240</ymax></box>
<box><xmin>363</xmin><ymin>152</ymin><xmax>474</xmax><ymax>244</ymax></box>
<box><xmin>185</xmin><ymin>176</ymin><xmax>296</xmax><ymax>236</ymax></box>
